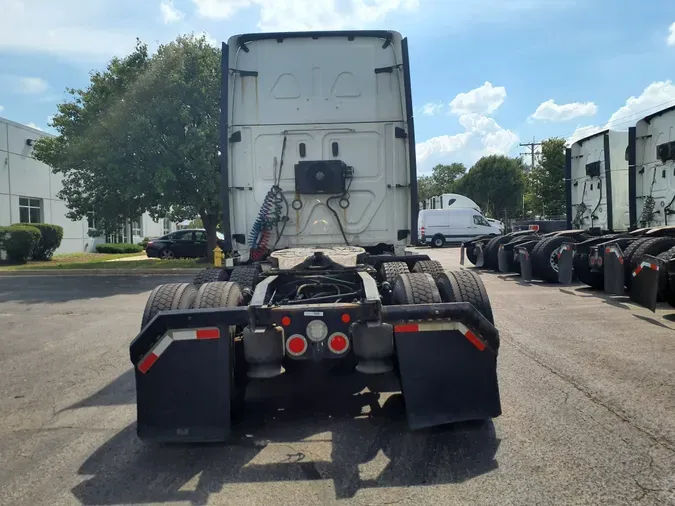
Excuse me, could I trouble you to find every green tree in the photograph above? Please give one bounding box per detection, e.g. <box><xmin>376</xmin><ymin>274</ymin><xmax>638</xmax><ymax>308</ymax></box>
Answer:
<box><xmin>417</xmin><ymin>163</ymin><xmax>467</xmax><ymax>202</ymax></box>
<box><xmin>33</xmin><ymin>34</ymin><xmax>223</xmax><ymax>257</ymax></box>
<box><xmin>524</xmin><ymin>138</ymin><xmax>566</xmax><ymax>217</ymax></box>
<box><xmin>417</xmin><ymin>175</ymin><xmax>436</xmax><ymax>202</ymax></box>
<box><xmin>33</xmin><ymin>40</ymin><xmax>152</xmax><ymax>236</ymax></box>
<box><xmin>454</xmin><ymin>155</ymin><xmax>526</xmax><ymax>218</ymax></box>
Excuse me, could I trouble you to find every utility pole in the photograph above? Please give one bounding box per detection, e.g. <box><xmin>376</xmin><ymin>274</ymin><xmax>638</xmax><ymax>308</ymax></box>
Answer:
<box><xmin>520</xmin><ymin>137</ymin><xmax>542</xmax><ymax>172</ymax></box>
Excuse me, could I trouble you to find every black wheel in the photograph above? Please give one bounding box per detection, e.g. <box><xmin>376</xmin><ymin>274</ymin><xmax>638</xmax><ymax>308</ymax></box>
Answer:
<box><xmin>483</xmin><ymin>235</ymin><xmax>513</xmax><ymax>270</ymax></box>
<box><xmin>532</xmin><ymin>235</ymin><xmax>575</xmax><ymax>282</ymax></box>
<box><xmin>430</xmin><ymin>235</ymin><xmax>445</xmax><ymax>248</ymax></box>
<box><xmin>193</xmin><ymin>267</ymin><xmax>229</xmax><ymax>287</ymax></box>
<box><xmin>656</xmin><ymin>246</ymin><xmax>675</xmax><ymax>304</ymax></box>
<box><xmin>160</xmin><ymin>248</ymin><xmax>175</xmax><ymax>260</ymax></box>
<box><xmin>573</xmin><ymin>252</ymin><xmax>603</xmax><ymax>289</ymax></box>
<box><xmin>466</xmin><ymin>245</ymin><xmax>479</xmax><ymax>266</ymax></box>
<box><xmin>411</xmin><ymin>259</ymin><xmax>444</xmax><ymax>277</ymax></box>
<box><xmin>229</xmin><ymin>265</ymin><xmax>261</xmax><ymax>290</ymax></box>
<box><xmin>391</xmin><ymin>273</ymin><xmax>442</xmax><ymax>304</ymax></box>
<box><xmin>621</xmin><ymin>238</ymin><xmax>648</xmax><ymax>289</ymax></box>
<box><xmin>436</xmin><ymin>269</ymin><xmax>494</xmax><ymax>324</ymax></box>
<box><xmin>141</xmin><ymin>283</ymin><xmax>198</xmax><ymax>329</ymax></box>
<box><xmin>626</xmin><ymin>237</ymin><xmax>675</xmax><ymax>290</ymax></box>
<box><xmin>380</xmin><ymin>261</ymin><xmax>409</xmax><ymax>283</ymax></box>
<box><xmin>194</xmin><ymin>282</ymin><xmax>247</xmax><ymax>414</ymax></box>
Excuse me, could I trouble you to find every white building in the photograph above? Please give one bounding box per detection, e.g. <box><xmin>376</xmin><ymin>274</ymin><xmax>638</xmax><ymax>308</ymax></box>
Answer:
<box><xmin>0</xmin><ymin>117</ymin><xmax>177</xmax><ymax>254</ymax></box>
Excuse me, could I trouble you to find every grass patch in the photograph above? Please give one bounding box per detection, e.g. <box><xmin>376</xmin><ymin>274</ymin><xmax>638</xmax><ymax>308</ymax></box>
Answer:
<box><xmin>0</xmin><ymin>254</ymin><xmax>204</xmax><ymax>271</ymax></box>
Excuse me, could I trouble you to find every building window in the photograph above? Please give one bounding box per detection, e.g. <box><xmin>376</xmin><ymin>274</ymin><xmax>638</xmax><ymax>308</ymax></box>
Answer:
<box><xmin>162</xmin><ymin>217</ymin><xmax>171</xmax><ymax>235</ymax></box>
<box><xmin>19</xmin><ymin>197</ymin><xmax>42</xmax><ymax>224</ymax></box>
<box><xmin>87</xmin><ymin>211</ymin><xmax>97</xmax><ymax>231</ymax></box>
<box><xmin>132</xmin><ymin>217</ymin><xmax>142</xmax><ymax>237</ymax></box>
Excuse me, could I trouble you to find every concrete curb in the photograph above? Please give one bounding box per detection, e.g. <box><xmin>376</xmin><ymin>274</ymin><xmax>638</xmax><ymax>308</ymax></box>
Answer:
<box><xmin>0</xmin><ymin>268</ymin><xmax>203</xmax><ymax>276</ymax></box>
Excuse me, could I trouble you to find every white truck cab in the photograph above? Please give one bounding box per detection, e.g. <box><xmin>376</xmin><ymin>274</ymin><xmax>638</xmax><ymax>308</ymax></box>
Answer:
<box><xmin>223</xmin><ymin>31</ymin><xmax>417</xmax><ymax>257</ymax></box>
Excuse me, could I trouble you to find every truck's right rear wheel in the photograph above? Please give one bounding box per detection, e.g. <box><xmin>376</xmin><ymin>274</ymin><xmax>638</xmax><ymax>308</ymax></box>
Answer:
<box><xmin>391</xmin><ymin>272</ymin><xmax>442</xmax><ymax>304</ymax></box>
<box><xmin>436</xmin><ymin>270</ymin><xmax>494</xmax><ymax>324</ymax></box>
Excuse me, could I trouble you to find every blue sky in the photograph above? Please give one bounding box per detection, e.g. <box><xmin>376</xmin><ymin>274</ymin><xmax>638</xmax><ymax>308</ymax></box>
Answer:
<box><xmin>1</xmin><ymin>0</ymin><xmax>674</xmax><ymax>173</ymax></box>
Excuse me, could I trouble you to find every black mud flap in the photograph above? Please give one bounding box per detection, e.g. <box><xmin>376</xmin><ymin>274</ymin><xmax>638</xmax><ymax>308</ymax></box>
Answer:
<box><xmin>475</xmin><ymin>243</ymin><xmax>485</xmax><ymax>268</ymax></box>
<box><xmin>394</xmin><ymin>322</ymin><xmax>500</xmax><ymax>429</ymax></box>
<box><xmin>557</xmin><ymin>243</ymin><xmax>575</xmax><ymax>285</ymax></box>
<box><xmin>629</xmin><ymin>255</ymin><xmax>660</xmax><ymax>312</ymax></box>
<box><xmin>603</xmin><ymin>244</ymin><xmax>625</xmax><ymax>296</ymax></box>
<box><xmin>460</xmin><ymin>244</ymin><xmax>466</xmax><ymax>265</ymax></box>
<box><xmin>132</xmin><ymin>325</ymin><xmax>233</xmax><ymax>442</ymax></box>
<box><xmin>497</xmin><ymin>245</ymin><xmax>509</xmax><ymax>273</ymax></box>
<box><xmin>518</xmin><ymin>248</ymin><xmax>533</xmax><ymax>281</ymax></box>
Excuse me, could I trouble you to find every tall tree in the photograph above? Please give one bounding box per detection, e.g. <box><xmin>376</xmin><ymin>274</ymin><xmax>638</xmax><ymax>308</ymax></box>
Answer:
<box><xmin>33</xmin><ymin>35</ymin><xmax>223</xmax><ymax>256</ymax></box>
<box><xmin>417</xmin><ymin>175</ymin><xmax>437</xmax><ymax>202</ymax></box>
<box><xmin>32</xmin><ymin>40</ymin><xmax>152</xmax><ymax>236</ymax></box>
<box><xmin>454</xmin><ymin>155</ymin><xmax>526</xmax><ymax>218</ymax></box>
<box><xmin>417</xmin><ymin>163</ymin><xmax>467</xmax><ymax>202</ymax></box>
<box><xmin>525</xmin><ymin>138</ymin><xmax>566</xmax><ymax>217</ymax></box>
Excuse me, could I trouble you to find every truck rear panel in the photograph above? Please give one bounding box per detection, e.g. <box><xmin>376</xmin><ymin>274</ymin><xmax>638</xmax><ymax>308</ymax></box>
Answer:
<box><xmin>225</xmin><ymin>31</ymin><xmax>415</xmax><ymax>253</ymax></box>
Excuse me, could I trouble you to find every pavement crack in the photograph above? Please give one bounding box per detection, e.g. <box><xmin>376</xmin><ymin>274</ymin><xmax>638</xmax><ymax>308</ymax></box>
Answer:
<box><xmin>502</xmin><ymin>335</ymin><xmax>675</xmax><ymax>454</ymax></box>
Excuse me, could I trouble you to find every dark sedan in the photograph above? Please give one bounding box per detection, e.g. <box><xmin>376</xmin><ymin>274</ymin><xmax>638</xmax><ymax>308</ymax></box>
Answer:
<box><xmin>145</xmin><ymin>229</ymin><xmax>225</xmax><ymax>259</ymax></box>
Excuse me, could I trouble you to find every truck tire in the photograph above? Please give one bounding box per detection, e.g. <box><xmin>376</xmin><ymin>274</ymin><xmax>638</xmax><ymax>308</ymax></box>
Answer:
<box><xmin>392</xmin><ymin>273</ymin><xmax>442</xmax><ymax>304</ymax></box>
<box><xmin>532</xmin><ymin>235</ymin><xmax>575</xmax><ymax>283</ymax></box>
<box><xmin>141</xmin><ymin>283</ymin><xmax>198</xmax><ymax>329</ymax></box>
<box><xmin>229</xmin><ymin>265</ymin><xmax>261</xmax><ymax>290</ymax></box>
<box><xmin>380</xmin><ymin>261</ymin><xmax>409</xmax><ymax>284</ymax></box>
<box><xmin>193</xmin><ymin>282</ymin><xmax>247</xmax><ymax>414</ymax></box>
<box><xmin>626</xmin><ymin>237</ymin><xmax>675</xmax><ymax>290</ymax></box>
<box><xmin>484</xmin><ymin>235</ymin><xmax>512</xmax><ymax>270</ymax></box>
<box><xmin>656</xmin><ymin>246</ymin><xmax>675</xmax><ymax>305</ymax></box>
<box><xmin>193</xmin><ymin>267</ymin><xmax>229</xmax><ymax>287</ymax></box>
<box><xmin>436</xmin><ymin>269</ymin><xmax>494</xmax><ymax>324</ymax></box>
<box><xmin>573</xmin><ymin>252</ymin><xmax>603</xmax><ymax>289</ymax></box>
<box><xmin>411</xmin><ymin>259</ymin><xmax>444</xmax><ymax>278</ymax></box>
<box><xmin>621</xmin><ymin>238</ymin><xmax>648</xmax><ymax>288</ymax></box>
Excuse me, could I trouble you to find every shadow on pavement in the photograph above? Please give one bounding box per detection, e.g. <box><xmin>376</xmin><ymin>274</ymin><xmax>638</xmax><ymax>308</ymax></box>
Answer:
<box><xmin>0</xmin><ymin>276</ymin><xmax>188</xmax><ymax>305</ymax></box>
<box><xmin>632</xmin><ymin>314</ymin><xmax>674</xmax><ymax>329</ymax></box>
<box><xmin>72</xmin><ymin>373</ymin><xmax>500</xmax><ymax>504</ymax></box>
<box><xmin>63</xmin><ymin>369</ymin><xmax>136</xmax><ymax>411</ymax></box>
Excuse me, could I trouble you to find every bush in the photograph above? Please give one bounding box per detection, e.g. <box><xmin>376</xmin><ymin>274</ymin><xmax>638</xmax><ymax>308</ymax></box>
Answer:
<box><xmin>0</xmin><ymin>225</ymin><xmax>42</xmax><ymax>264</ymax></box>
<box><xmin>95</xmin><ymin>243</ymin><xmax>144</xmax><ymax>254</ymax></box>
<box><xmin>138</xmin><ymin>237</ymin><xmax>151</xmax><ymax>249</ymax></box>
<box><xmin>12</xmin><ymin>223</ymin><xmax>64</xmax><ymax>260</ymax></box>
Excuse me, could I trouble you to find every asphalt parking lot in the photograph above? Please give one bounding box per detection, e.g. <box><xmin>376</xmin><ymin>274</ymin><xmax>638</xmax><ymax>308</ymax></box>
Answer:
<box><xmin>0</xmin><ymin>251</ymin><xmax>674</xmax><ymax>506</ymax></box>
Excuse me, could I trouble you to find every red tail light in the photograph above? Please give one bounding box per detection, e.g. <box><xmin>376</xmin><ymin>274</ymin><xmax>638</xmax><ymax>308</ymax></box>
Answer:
<box><xmin>147</xmin><ymin>241</ymin><xmax>153</xmax><ymax>247</ymax></box>
<box><xmin>328</xmin><ymin>333</ymin><xmax>349</xmax><ymax>354</ymax></box>
<box><xmin>286</xmin><ymin>335</ymin><xmax>308</xmax><ymax>356</ymax></box>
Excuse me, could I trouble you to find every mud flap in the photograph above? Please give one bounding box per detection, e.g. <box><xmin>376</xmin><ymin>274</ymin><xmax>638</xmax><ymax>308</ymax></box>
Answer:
<box><xmin>475</xmin><ymin>244</ymin><xmax>485</xmax><ymax>268</ymax></box>
<box><xmin>603</xmin><ymin>244</ymin><xmax>625</xmax><ymax>296</ymax></box>
<box><xmin>460</xmin><ymin>244</ymin><xmax>465</xmax><ymax>265</ymax></box>
<box><xmin>557</xmin><ymin>243</ymin><xmax>575</xmax><ymax>285</ymax></box>
<box><xmin>518</xmin><ymin>248</ymin><xmax>533</xmax><ymax>281</ymax></box>
<box><xmin>629</xmin><ymin>255</ymin><xmax>660</xmax><ymax>312</ymax></box>
<box><xmin>394</xmin><ymin>323</ymin><xmax>500</xmax><ymax>429</ymax></box>
<box><xmin>133</xmin><ymin>328</ymin><xmax>232</xmax><ymax>442</ymax></box>
<box><xmin>498</xmin><ymin>245</ymin><xmax>509</xmax><ymax>273</ymax></box>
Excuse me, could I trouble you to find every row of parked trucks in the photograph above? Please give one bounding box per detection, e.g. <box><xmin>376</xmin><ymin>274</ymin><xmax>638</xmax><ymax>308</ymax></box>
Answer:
<box><xmin>461</xmin><ymin>104</ymin><xmax>675</xmax><ymax>312</ymax></box>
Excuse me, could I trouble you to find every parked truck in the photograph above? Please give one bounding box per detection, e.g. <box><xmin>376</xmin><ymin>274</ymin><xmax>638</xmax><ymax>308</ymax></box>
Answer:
<box><xmin>130</xmin><ymin>30</ymin><xmax>501</xmax><ymax>443</ymax></box>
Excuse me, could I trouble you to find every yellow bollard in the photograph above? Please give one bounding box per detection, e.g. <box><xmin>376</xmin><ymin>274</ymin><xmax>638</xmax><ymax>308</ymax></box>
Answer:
<box><xmin>213</xmin><ymin>245</ymin><xmax>223</xmax><ymax>267</ymax></box>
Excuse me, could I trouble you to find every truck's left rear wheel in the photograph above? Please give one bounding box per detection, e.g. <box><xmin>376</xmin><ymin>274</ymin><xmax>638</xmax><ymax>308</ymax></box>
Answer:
<box><xmin>141</xmin><ymin>283</ymin><xmax>198</xmax><ymax>329</ymax></box>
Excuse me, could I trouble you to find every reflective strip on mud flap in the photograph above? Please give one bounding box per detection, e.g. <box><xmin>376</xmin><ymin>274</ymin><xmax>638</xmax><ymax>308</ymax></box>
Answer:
<box><xmin>632</xmin><ymin>261</ymin><xmax>659</xmax><ymax>277</ymax></box>
<box><xmin>137</xmin><ymin>327</ymin><xmax>221</xmax><ymax>374</ymax></box>
<box><xmin>605</xmin><ymin>247</ymin><xmax>624</xmax><ymax>264</ymax></box>
<box><xmin>393</xmin><ymin>321</ymin><xmax>486</xmax><ymax>351</ymax></box>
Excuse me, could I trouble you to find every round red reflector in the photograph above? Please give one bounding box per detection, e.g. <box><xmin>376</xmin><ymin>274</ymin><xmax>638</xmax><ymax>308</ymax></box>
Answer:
<box><xmin>590</xmin><ymin>256</ymin><xmax>596</xmax><ymax>265</ymax></box>
<box><xmin>281</xmin><ymin>316</ymin><xmax>291</xmax><ymax>326</ymax></box>
<box><xmin>328</xmin><ymin>333</ymin><xmax>349</xmax><ymax>354</ymax></box>
<box><xmin>341</xmin><ymin>313</ymin><xmax>351</xmax><ymax>324</ymax></box>
<box><xmin>597</xmin><ymin>256</ymin><xmax>603</xmax><ymax>267</ymax></box>
<box><xmin>287</xmin><ymin>335</ymin><xmax>307</xmax><ymax>356</ymax></box>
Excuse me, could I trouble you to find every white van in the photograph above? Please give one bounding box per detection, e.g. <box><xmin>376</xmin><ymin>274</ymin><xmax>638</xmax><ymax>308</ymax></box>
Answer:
<box><xmin>418</xmin><ymin>208</ymin><xmax>502</xmax><ymax>247</ymax></box>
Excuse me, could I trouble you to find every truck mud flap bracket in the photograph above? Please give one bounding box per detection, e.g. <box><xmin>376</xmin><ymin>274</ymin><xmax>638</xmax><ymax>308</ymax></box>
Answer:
<box><xmin>383</xmin><ymin>303</ymin><xmax>501</xmax><ymax>430</ymax></box>
<box><xmin>557</xmin><ymin>243</ymin><xmax>575</xmax><ymax>285</ymax></box>
<box><xmin>603</xmin><ymin>244</ymin><xmax>625</xmax><ymax>296</ymax></box>
<box><xmin>517</xmin><ymin>247</ymin><xmax>533</xmax><ymax>281</ymax></box>
<box><xmin>497</xmin><ymin>245</ymin><xmax>509</xmax><ymax>273</ymax></box>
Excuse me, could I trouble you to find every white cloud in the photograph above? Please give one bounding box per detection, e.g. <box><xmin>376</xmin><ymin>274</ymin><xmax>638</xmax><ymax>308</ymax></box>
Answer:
<box><xmin>160</xmin><ymin>0</ymin><xmax>185</xmax><ymax>24</ymax></box>
<box><xmin>667</xmin><ymin>22</ymin><xmax>675</xmax><ymax>46</ymax></box>
<box><xmin>449</xmin><ymin>81</ymin><xmax>506</xmax><ymax>116</ymax></box>
<box><xmin>26</xmin><ymin>122</ymin><xmax>43</xmax><ymax>131</ymax></box>
<box><xmin>420</xmin><ymin>102</ymin><xmax>444</xmax><ymax>116</ymax></box>
<box><xmin>606</xmin><ymin>80</ymin><xmax>675</xmax><ymax>129</ymax></box>
<box><xmin>17</xmin><ymin>77</ymin><xmax>49</xmax><ymax>94</ymax></box>
<box><xmin>567</xmin><ymin>125</ymin><xmax>602</xmax><ymax>145</ymax></box>
<box><xmin>197</xmin><ymin>31</ymin><xmax>219</xmax><ymax>47</ymax></box>
<box><xmin>416</xmin><ymin>113</ymin><xmax>519</xmax><ymax>171</ymax></box>
<box><xmin>530</xmin><ymin>99</ymin><xmax>597</xmax><ymax>122</ymax></box>
<box><xmin>0</xmin><ymin>105</ymin><xmax>4</xmax><ymax>113</ymax></box>
<box><xmin>191</xmin><ymin>0</ymin><xmax>419</xmax><ymax>30</ymax></box>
